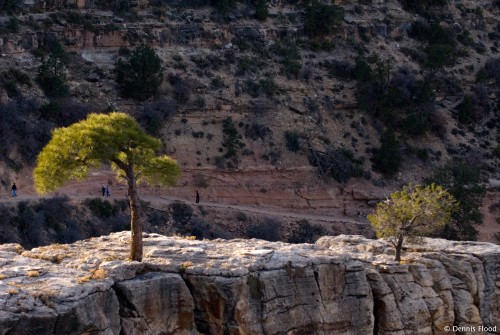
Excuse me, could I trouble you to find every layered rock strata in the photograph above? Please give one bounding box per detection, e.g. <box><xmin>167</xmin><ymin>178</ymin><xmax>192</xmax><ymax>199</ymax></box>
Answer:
<box><xmin>0</xmin><ymin>233</ymin><xmax>499</xmax><ymax>334</ymax></box>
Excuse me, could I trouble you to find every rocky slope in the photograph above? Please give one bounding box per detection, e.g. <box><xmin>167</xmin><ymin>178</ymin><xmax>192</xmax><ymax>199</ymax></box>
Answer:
<box><xmin>0</xmin><ymin>0</ymin><xmax>498</xmax><ymax>238</ymax></box>
<box><xmin>0</xmin><ymin>232</ymin><xmax>499</xmax><ymax>334</ymax></box>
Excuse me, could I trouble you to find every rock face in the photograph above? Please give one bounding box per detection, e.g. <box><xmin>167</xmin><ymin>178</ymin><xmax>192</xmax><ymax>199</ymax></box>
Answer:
<box><xmin>0</xmin><ymin>233</ymin><xmax>499</xmax><ymax>335</ymax></box>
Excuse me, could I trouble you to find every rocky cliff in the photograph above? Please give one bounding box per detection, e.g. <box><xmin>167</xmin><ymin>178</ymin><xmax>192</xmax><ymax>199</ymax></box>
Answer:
<box><xmin>0</xmin><ymin>233</ymin><xmax>499</xmax><ymax>334</ymax></box>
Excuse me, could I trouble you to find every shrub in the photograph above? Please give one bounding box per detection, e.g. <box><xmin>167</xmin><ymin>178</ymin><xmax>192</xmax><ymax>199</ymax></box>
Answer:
<box><xmin>115</xmin><ymin>44</ymin><xmax>163</xmax><ymax>101</ymax></box>
<box><xmin>399</xmin><ymin>0</ymin><xmax>448</xmax><ymax>14</ymax></box>
<box><xmin>456</xmin><ymin>95</ymin><xmax>476</xmax><ymax>124</ymax></box>
<box><xmin>236</xmin><ymin>57</ymin><xmax>257</xmax><ymax>75</ymax></box>
<box><xmin>84</xmin><ymin>198</ymin><xmax>115</xmax><ymax>219</ymax></box>
<box><xmin>1</xmin><ymin>0</ymin><xmax>22</xmax><ymax>13</ymax></box>
<box><xmin>425</xmin><ymin>160</ymin><xmax>486</xmax><ymax>241</ymax></box>
<box><xmin>6</xmin><ymin>17</ymin><xmax>19</xmax><ymax>33</ymax></box>
<box><xmin>39</xmin><ymin>98</ymin><xmax>93</xmax><ymax>127</ymax></box>
<box><xmin>356</xmin><ymin>61</ymin><xmax>435</xmax><ymax>135</ymax></box>
<box><xmin>222</xmin><ymin>117</ymin><xmax>245</xmax><ymax>165</ymax></box>
<box><xmin>211</xmin><ymin>0</ymin><xmax>236</xmax><ymax>12</ymax></box>
<box><xmin>271</xmin><ymin>43</ymin><xmax>302</xmax><ymax>78</ymax></box>
<box><xmin>284</xmin><ymin>131</ymin><xmax>301</xmax><ymax>152</ymax></box>
<box><xmin>304</xmin><ymin>1</ymin><xmax>344</xmax><ymax>37</ymax></box>
<box><xmin>36</xmin><ymin>41</ymin><xmax>69</xmax><ymax>97</ymax></box>
<box><xmin>146</xmin><ymin>209</ymin><xmax>168</xmax><ymax>227</ymax></box>
<box><xmin>236</xmin><ymin>212</ymin><xmax>247</xmax><ymax>221</ymax></box>
<box><xmin>171</xmin><ymin>202</ymin><xmax>193</xmax><ymax>224</ymax></box>
<box><xmin>425</xmin><ymin>44</ymin><xmax>456</xmax><ymax>73</ymax></box>
<box><xmin>0</xmin><ymin>68</ymin><xmax>31</xmax><ymax>97</ymax></box>
<box><xmin>309</xmin><ymin>147</ymin><xmax>363</xmax><ymax>182</ymax></box>
<box><xmin>323</xmin><ymin>60</ymin><xmax>355</xmax><ymax>79</ymax></box>
<box><xmin>169</xmin><ymin>74</ymin><xmax>191</xmax><ymax>104</ymax></box>
<box><xmin>477</xmin><ymin>57</ymin><xmax>500</xmax><ymax>84</ymax></box>
<box><xmin>136</xmin><ymin>99</ymin><xmax>177</xmax><ymax>136</ymax></box>
<box><xmin>245</xmin><ymin>123</ymin><xmax>270</xmax><ymax>140</ymax></box>
<box><xmin>371</xmin><ymin>130</ymin><xmax>401</xmax><ymax>177</ymax></box>
<box><xmin>288</xmin><ymin>220</ymin><xmax>326</xmax><ymax>243</ymax></box>
<box><xmin>255</xmin><ymin>0</ymin><xmax>268</xmax><ymax>20</ymax></box>
<box><xmin>494</xmin><ymin>145</ymin><xmax>500</xmax><ymax>159</ymax></box>
<box><xmin>246</xmin><ymin>218</ymin><xmax>281</xmax><ymax>241</ymax></box>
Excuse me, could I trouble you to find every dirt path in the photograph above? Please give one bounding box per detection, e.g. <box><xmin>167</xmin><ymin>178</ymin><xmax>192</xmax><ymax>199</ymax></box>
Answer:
<box><xmin>0</xmin><ymin>192</ymin><xmax>366</xmax><ymax>227</ymax></box>
<box><xmin>149</xmin><ymin>195</ymin><xmax>365</xmax><ymax>226</ymax></box>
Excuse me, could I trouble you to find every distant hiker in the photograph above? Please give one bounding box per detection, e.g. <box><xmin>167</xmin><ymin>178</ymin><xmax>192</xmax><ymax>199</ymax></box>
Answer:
<box><xmin>101</xmin><ymin>185</ymin><xmax>106</xmax><ymax>197</ymax></box>
<box><xmin>106</xmin><ymin>185</ymin><xmax>111</xmax><ymax>197</ymax></box>
<box><xmin>356</xmin><ymin>209</ymin><xmax>360</xmax><ymax>221</ymax></box>
<box><xmin>195</xmin><ymin>190</ymin><xmax>200</xmax><ymax>203</ymax></box>
<box><xmin>11</xmin><ymin>183</ymin><xmax>17</xmax><ymax>197</ymax></box>
<box><xmin>362</xmin><ymin>212</ymin><xmax>368</xmax><ymax>223</ymax></box>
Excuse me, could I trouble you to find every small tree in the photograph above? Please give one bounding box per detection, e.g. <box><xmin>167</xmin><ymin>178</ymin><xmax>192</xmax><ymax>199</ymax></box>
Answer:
<box><xmin>304</xmin><ymin>1</ymin><xmax>344</xmax><ymax>37</ymax></box>
<box><xmin>369</xmin><ymin>184</ymin><xmax>457</xmax><ymax>262</ymax></box>
<box><xmin>255</xmin><ymin>0</ymin><xmax>268</xmax><ymax>20</ymax></box>
<box><xmin>372</xmin><ymin>129</ymin><xmax>402</xmax><ymax>177</ymax></box>
<box><xmin>34</xmin><ymin>112</ymin><xmax>180</xmax><ymax>261</ymax></box>
<box><xmin>425</xmin><ymin>160</ymin><xmax>485</xmax><ymax>241</ymax></box>
<box><xmin>115</xmin><ymin>44</ymin><xmax>163</xmax><ymax>101</ymax></box>
<box><xmin>36</xmin><ymin>42</ymin><xmax>69</xmax><ymax>97</ymax></box>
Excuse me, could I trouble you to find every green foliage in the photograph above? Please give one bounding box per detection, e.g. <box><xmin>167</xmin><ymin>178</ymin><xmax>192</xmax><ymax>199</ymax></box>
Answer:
<box><xmin>114</xmin><ymin>0</ymin><xmax>130</xmax><ymax>13</ymax></box>
<box><xmin>0</xmin><ymin>68</ymin><xmax>31</xmax><ymax>97</ymax></box>
<box><xmin>236</xmin><ymin>211</ymin><xmax>247</xmax><ymax>221</ymax></box>
<box><xmin>38</xmin><ymin>100</ymin><xmax>60</xmax><ymax>121</ymax></box>
<box><xmin>171</xmin><ymin>202</ymin><xmax>193</xmax><ymax>224</ymax></box>
<box><xmin>222</xmin><ymin>117</ymin><xmax>244</xmax><ymax>167</ymax></box>
<box><xmin>408</xmin><ymin>22</ymin><xmax>457</xmax><ymax>73</ymax></box>
<box><xmin>287</xmin><ymin>220</ymin><xmax>326</xmax><ymax>244</ymax></box>
<box><xmin>0</xmin><ymin>0</ymin><xmax>21</xmax><ymax>13</ymax></box>
<box><xmin>477</xmin><ymin>57</ymin><xmax>500</xmax><ymax>84</ymax></box>
<box><xmin>34</xmin><ymin>112</ymin><xmax>180</xmax><ymax>261</ymax></box>
<box><xmin>369</xmin><ymin>183</ymin><xmax>457</xmax><ymax>261</ymax></box>
<box><xmin>255</xmin><ymin>0</ymin><xmax>268</xmax><ymax>20</ymax></box>
<box><xmin>115</xmin><ymin>44</ymin><xmax>163</xmax><ymax>101</ymax></box>
<box><xmin>36</xmin><ymin>42</ymin><xmax>69</xmax><ymax>97</ymax></box>
<box><xmin>309</xmin><ymin>147</ymin><xmax>363</xmax><ymax>183</ymax></box>
<box><xmin>424</xmin><ymin>44</ymin><xmax>456</xmax><ymax>73</ymax></box>
<box><xmin>284</xmin><ymin>131</ymin><xmax>301</xmax><ymax>152</ymax></box>
<box><xmin>356</xmin><ymin>60</ymin><xmax>435</xmax><ymax>135</ymax></box>
<box><xmin>304</xmin><ymin>1</ymin><xmax>344</xmax><ymax>37</ymax></box>
<box><xmin>456</xmin><ymin>95</ymin><xmax>474</xmax><ymax>124</ymax></box>
<box><xmin>425</xmin><ymin>161</ymin><xmax>486</xmax><ymax>241</ymax></box>
<box><xmin>271</xmin><ymin>43</ymin><xmax>302</xmax><ymax>78</ymax></box>
<box><xmin>398</xmin><ymin>0</ymin><xmax>448</xmax><ymax>14</ymax></box>
<box><xmin>494</xmin><ymin>145</ymin><xmax>500</xmax><ymax>159</ymax></box>
<box><xmin>246</xmin><ymin>218</ymin><xmax>281</xmax><ymax>241</ymax></box>
<box><xmin>6</xmin><ymin>16</ymin><xmax>19</xmax><ymax>33</ymax></box>
<box><xmin>85</xmin><ymin>198</ymin><xmax>116</xmax><ymax>219</ymax></box>
<box><xmin>34</xmin><ymin>112</ymin><xmax>180</xmax><ymax>193</ymax></box>
<box><xmin>372</xmin><ymin>130</ymin><xmax>401</xmax><ymax>177</ymax></box>
<box><xmin>211</xmin><ymin>0</ymin><xmax>236</xmax><ymax>12</ymax></box>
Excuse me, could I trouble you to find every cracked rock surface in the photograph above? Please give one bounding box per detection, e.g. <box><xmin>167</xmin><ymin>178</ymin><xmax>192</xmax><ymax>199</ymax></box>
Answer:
<box><xmin>0</xmin><ymin>233</ymin><xmax>499</xmax><ymax>334</ymax></box>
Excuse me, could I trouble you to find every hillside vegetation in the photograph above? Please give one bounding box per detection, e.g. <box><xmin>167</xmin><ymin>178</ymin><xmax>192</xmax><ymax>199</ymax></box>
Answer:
<box><xmin>0</xmin><ymin>0</ymin><xmax>498</xmax><ymax>243</ymax></box>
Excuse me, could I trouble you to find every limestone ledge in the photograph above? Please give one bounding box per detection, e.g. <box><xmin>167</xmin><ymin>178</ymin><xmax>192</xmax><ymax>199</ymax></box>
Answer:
<box><xmin>0</xmin><ymin>232</ymin><xmax>499</xmax><ymax>335</ymax></box>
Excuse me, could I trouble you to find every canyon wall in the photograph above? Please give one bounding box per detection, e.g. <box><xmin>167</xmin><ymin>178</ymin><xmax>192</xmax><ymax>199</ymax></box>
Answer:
<box><xmin>0</xmin><ymin>232</ymin><xmax>499</xmax><ymax>334</ymax></box>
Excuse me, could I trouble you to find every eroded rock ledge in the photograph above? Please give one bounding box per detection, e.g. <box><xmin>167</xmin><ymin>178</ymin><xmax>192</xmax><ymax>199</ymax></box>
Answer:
<box><xmin>0</xmin><ymin>233</ymin><xmax>499</xmax><ymax>335</ymax></box>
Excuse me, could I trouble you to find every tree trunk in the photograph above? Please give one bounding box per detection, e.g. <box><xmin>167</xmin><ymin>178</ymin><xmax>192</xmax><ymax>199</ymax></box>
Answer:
<box><xmin>127</xmin><ymin>173</ymin><xmax>143</xmax><ymax>262</ymax></box>
<box><xmin>394</xmin><ymin>235</ymin><xmax>404</xmax><ymax>262</ymax></box>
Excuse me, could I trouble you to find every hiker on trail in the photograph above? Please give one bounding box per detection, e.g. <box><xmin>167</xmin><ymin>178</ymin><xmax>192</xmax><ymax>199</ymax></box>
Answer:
<box><xmin>195</xmin><ymin>190</ymin><xmax>200</xmax><ymax>203</ymax></box>
<box><xmin>356</xmin><ymin>209</ymin><xmax>360</xmax><ymax>221</ymax></box>
<box><xmin>106</xmin><ymin>185</ymin><xmax>111</xmax><ymax>197</ymax></box>
<box><xmin>362</xmin><ymin>211</ymin><xmax>368</xmax><ymax>223</ymax></box>
<box><xmin>101</xmin><ymin>185</ymin><xmax>106</xmax><ymax>197</ymax></box>
<box><xmin>11</xmin><ymin>183</ymin><xmax>17</xmax><ymax>197</ymax></box>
